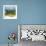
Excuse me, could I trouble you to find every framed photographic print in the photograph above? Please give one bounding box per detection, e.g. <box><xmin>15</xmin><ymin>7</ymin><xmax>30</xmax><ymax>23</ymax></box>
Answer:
<box><xmin>3</xmin><ymin>5</ymin><xmax>17</xmax><ymax>19</ymax></box>
<box><xmin>18</xmin><ymin>24</ymin><xmax>46</xmax><ymax>41</ymax></box>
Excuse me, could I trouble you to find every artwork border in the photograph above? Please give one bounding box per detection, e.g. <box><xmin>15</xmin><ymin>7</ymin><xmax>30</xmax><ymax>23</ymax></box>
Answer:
<box><xmin>3</xmin><ymin>5</ymin><xmax>17</xmax><ymax>19</ymax></box>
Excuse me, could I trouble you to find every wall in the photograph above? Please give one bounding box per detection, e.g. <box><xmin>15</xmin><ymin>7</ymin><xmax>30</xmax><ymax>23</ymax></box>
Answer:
<box><xmin>0</xmin><ymin>0</ymin><xmax>22</xmax><ymax>44</ymax></box>
<box><xmin>0</xmin><ymin>0</ymin><xmax>46</xmax><ymax>44</ymax></box>
<box><xmin>20</xmin><ymin>0</ymin><xmax>46</xmax><ymax>24</ymax></box>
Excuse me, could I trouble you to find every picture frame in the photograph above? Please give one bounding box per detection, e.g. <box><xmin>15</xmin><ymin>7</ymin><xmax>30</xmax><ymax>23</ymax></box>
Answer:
<box><xmin>3</xmin><ymin>5</ymin><xmax>17</xmax><ymax>19</ymax></box>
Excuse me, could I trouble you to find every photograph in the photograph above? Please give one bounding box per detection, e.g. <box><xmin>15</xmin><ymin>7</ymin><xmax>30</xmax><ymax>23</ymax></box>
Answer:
<box><xmin>18</xmin><ymin>25</ymin><xmax>46</xmax><ymax>46</ymax></box>
<box><xmin>18</xmin><ymin>25</ymin><xmax>46</xmax><ymax>41</ymax></box>
<box><xmin>3</xmin><ymin>5</ymin><xmax>17</xmax><ymax>19</ymax></box>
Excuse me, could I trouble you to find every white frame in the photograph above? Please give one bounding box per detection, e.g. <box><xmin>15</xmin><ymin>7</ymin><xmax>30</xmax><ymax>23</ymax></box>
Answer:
<box><xmin>18</xmin><ymin>25</ymin><xmax>21</xmax><ymax>43</ymax></box>
<box><xmin>18</xmin><ymin>24</ymin><xmax>46</xmax><ymax>41</ymax></box>
<box><xmin>3</xmin><ymin>5</ymin><xmax>17</xmax><ymax>19</ymax></box>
